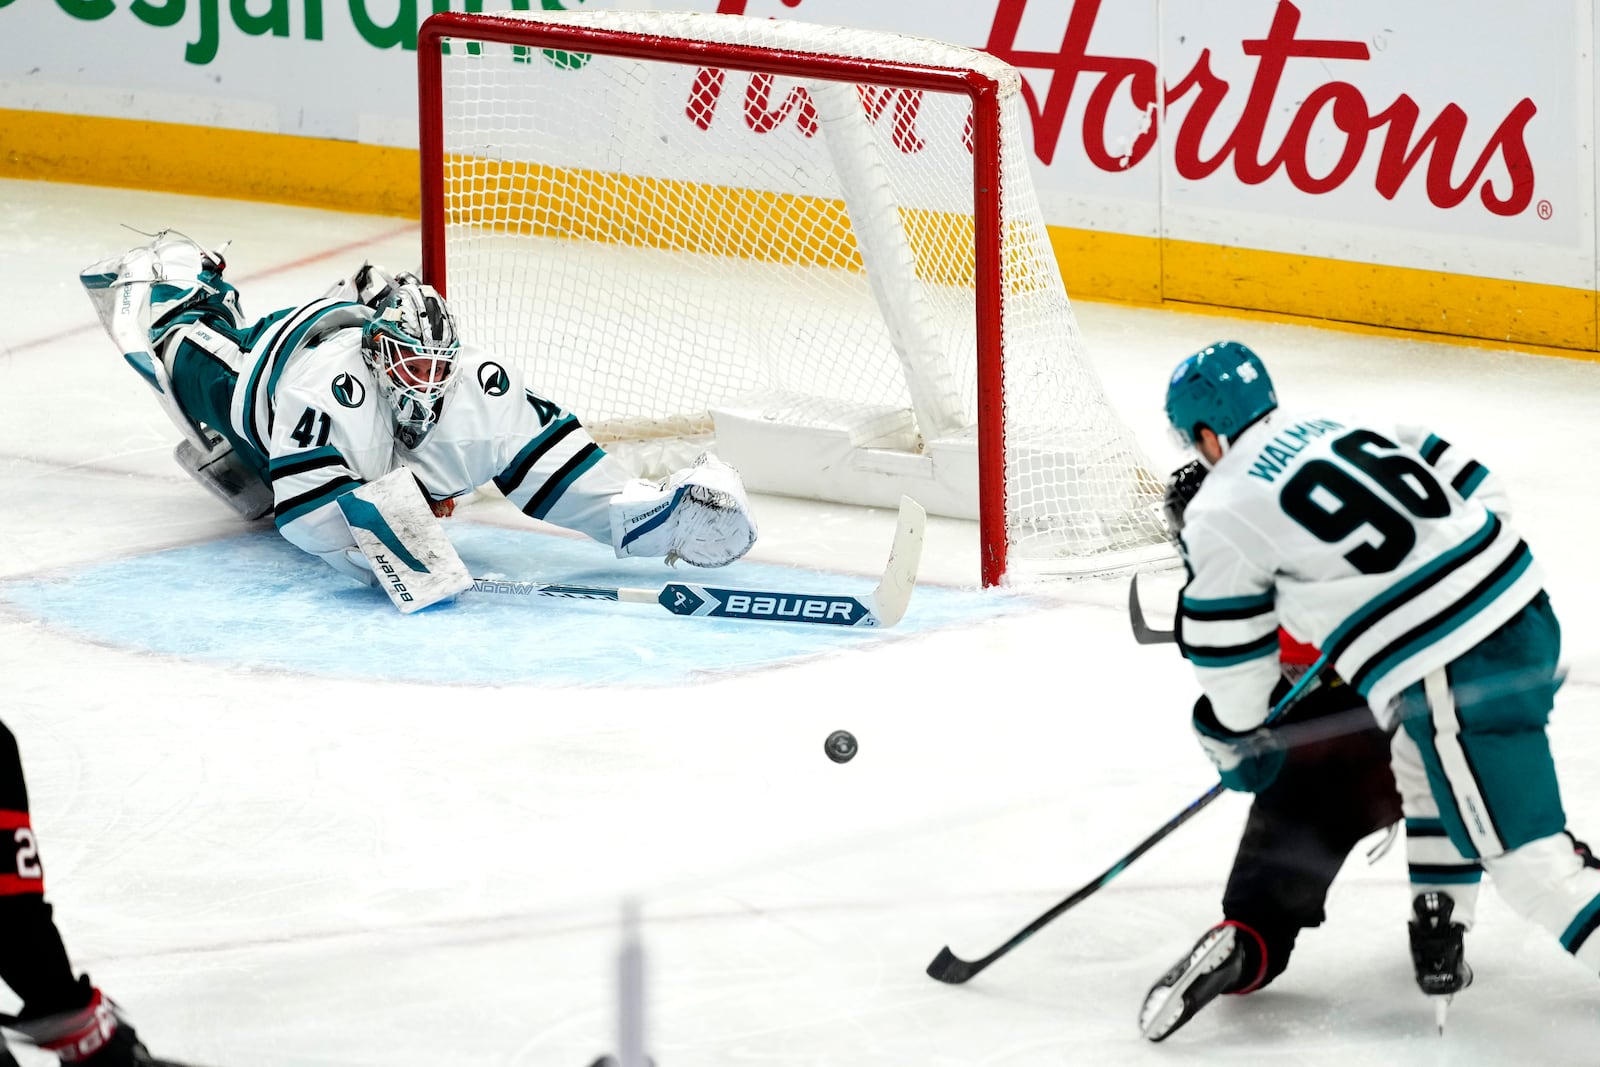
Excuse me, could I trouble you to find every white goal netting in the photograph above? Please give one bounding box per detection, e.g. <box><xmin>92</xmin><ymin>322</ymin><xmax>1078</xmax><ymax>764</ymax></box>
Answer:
<box><xmin>421</xmin><ymin>10</ymin><xmax>1171</xmax><ymax>583</ymax></box>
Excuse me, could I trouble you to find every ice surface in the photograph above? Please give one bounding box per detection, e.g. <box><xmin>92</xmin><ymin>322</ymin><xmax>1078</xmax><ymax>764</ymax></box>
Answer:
<box><xmin>2</xmin><ymin>179</ymin><xmax>1598</xmax><ymax>1065</ymax></box>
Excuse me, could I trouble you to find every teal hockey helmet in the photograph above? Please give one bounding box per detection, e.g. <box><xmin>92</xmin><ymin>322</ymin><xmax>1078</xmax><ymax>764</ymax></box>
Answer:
<box><xmin>1164</xmin><ymin>341</ymin><xmax>1278</xmax><ymax>449</ymax></box>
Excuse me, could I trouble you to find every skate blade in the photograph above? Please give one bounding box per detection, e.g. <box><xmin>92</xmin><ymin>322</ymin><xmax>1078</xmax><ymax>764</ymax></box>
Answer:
<box><xmin>1433</xmin><ymin>994</ymin><xmax>1452</xmax><ymax>1035</ymax></box>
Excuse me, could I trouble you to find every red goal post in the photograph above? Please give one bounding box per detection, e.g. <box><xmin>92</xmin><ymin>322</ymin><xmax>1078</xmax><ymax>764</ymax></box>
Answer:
<box><xmin>416</xmin><ymin>10</ymin><xmax>1170</xmax><ymax>586</ymax></box>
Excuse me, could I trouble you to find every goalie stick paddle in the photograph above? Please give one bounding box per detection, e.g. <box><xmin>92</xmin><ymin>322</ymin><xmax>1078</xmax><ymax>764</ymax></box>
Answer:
<box><xmin>468</xmin><ymin>495</ymin><xmax>926</xmax><ymax>628</ymax></box>
<box><xmin>925</xmin><ymin>663</ymin><xmax>1330</xmax><ymax>985</ymax></box>
<box><xmin>1128</xmin><ymin>573</ymin><xmax>1176</xmax><ymax>645</ymax></box>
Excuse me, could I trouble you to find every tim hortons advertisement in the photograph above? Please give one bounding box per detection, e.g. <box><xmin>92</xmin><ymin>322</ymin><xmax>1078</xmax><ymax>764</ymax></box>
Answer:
<box><xmin>2</xmin><ymin>0</ymin><xmax>1592</xmax><ymax>285</ymax></box>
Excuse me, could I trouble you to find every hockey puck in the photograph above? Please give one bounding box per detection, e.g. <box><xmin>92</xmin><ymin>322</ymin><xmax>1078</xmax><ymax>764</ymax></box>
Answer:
<box><xmin>825</xmin><ymin>729</ymin><xmax>858</xmax><ymax>764</ymax></box>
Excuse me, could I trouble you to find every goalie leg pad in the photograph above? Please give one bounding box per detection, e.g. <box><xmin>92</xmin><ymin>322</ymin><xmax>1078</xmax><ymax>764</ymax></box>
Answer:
<box><xmin>611</xmin><ymin>453</ymin><xmax>757</xmax><ymax>568</ymax></box>
<box><xmin>174</xmin><ymin>433</ymin><xmax>274</xmax><ymax>522</ymax></box>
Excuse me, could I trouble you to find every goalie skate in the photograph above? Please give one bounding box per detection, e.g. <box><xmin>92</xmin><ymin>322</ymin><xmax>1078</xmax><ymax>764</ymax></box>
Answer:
<box><xmin>1138</xmin><ymin>922</ymin><xmax>1245</xmax><ymax>1042</ymax></box>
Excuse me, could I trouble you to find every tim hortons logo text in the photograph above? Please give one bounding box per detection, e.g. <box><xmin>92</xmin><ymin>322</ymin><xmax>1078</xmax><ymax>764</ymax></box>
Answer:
<box><xmin>709</xmin><ymin>0</ymin><xmax>1538</xmax><ymax>216</ymax></box>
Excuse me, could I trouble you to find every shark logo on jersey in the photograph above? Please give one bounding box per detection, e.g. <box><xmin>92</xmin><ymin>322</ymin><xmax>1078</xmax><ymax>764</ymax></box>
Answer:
<box><xmin>331</xmin><ymin>373</ymin><xmax>366</xmax><ymax>409</ymax></box>
<box><xmin>477</xmin><ymin>362</ymin><xmax>510</xmax><ymax>397</ymax></box>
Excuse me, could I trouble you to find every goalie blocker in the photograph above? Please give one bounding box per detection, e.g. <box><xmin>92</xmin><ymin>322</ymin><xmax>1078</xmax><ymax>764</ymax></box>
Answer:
<box><xmin>337</xmin><ymin>469</ymin><xmax>473</xmax><ymax>614</ymax></box>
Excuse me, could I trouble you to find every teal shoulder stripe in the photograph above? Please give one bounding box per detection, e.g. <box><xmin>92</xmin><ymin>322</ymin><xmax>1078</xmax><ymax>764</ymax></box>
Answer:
<box><xmin>1405</xmin><ymin>817</ymin><xmax>1446</xmax><ymax>833</ymax></box>
<box><xmin>264</xmin><ymin>303</ymin><xmax>360</xmax><ymax>401</ymax></box>
<box><xmin>81</xmin><ymin>271</ymin><xmax>117</xmax><ymax>290</ymax></box>
<box><xmin>526</xmin><ymin>445</ymin><xmax>605</xmax><ymax>521</ymax></box>
<box><xmin>242</xmin><ymin>308</ymin><xmax>294</xmax><ymax>349</ymax></box>
<box><xmin>1456</xmin><ymin>465</ymin><xmax>1489</xmax><ymax>498</ymax></box>
<box><xmin>1181</xmin><ymin>590</ymin><xmax>1274</xmax><ymax>613</ymax></box>
<box><xmin>1323</xmin><ymin>513</ymin><xmax>1499</xmax><ymax>656</ymax></box>
<box><xmin>273</xmin><ymin>481</ymin><xmax>359</xmax><ymax>528</ymax></box>
<box><xmin>1354</xmin><ymin>545</ymin><xmax>1534</xmax><ymax>699</ymax></box>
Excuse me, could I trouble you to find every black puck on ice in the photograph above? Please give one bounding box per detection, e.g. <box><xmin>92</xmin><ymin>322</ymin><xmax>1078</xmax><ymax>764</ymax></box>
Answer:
<box><xmin>825</xmin><ymin>729</ymin><xmax>858</xmax><ymax>764</ymax></box>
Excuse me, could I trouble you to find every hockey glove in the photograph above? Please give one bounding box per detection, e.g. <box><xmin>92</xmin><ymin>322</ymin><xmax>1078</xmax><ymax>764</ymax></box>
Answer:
<box><xmin>1162</xmin><ymin>460</ymin><xmax>1207</xmax><ymax>541</ymax></box>
<box><xmin>1192</xmin><ymin>695</ymin><xmax>1285</xmax><ymax>793</ymax></box>
<box><xmin>611</xmin><ymin>452</ymin><xmax>757</xmax><ymax>567</ymax></box>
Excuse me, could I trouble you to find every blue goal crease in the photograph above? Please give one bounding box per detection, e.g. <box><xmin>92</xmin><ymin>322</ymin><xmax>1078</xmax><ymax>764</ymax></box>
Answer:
<box><xmin>0</xmin><ymin>525</ymin><xmax>1027</xmax><ymax>688</ymax></box>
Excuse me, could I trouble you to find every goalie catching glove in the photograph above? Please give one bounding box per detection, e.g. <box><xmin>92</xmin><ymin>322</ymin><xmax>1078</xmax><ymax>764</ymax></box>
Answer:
<box><xmin>611</xmin><ymin>453</ymin><xmax>758</xmax><ymax>568</ymax></box>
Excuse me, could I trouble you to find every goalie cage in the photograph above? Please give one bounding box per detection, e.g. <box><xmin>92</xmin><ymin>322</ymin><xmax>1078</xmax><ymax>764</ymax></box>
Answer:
<box><xmin>416</xmin><ymin>9</ymin><xmax>1173</xmax><ymax>586</ymax></box>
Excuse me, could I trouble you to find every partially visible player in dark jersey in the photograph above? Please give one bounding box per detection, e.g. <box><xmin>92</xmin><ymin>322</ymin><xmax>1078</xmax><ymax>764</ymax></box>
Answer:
<box><xmin>0</xmin><ymin>721</ymin><xmax>177</xmax><ymax>1065</ymax></box>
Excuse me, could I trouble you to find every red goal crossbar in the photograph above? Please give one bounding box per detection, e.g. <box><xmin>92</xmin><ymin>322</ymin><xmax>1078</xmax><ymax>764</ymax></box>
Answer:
<box><xmin>417</xmin><ymin>11</ymin><xmax>1012</xmax><ymax>586</ymax></box>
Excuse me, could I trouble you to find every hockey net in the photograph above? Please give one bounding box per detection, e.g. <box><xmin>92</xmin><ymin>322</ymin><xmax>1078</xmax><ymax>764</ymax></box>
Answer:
<box><xmin>417</xmin><ymin>10</ymin><xmax>1171</xmax><ymax>584</ymax></box>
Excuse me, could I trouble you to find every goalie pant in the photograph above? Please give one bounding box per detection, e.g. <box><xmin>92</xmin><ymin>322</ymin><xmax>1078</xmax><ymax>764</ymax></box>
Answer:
<box><xmin>0</xmin><ymin>718</ymin><xmax>158</xmax><ymax>1064</ymax></box>
<box><xmin>1205</xmin><ymin>633</ymin><xmax>1483</xmax><ymax>993</ymax></box>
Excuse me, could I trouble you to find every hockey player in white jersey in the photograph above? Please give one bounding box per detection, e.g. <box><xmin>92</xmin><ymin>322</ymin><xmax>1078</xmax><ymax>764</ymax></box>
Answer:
<box><xmin>1162</xmin><ymin>340</ymin><xmax>1600</xmax><ymax>1025</ymax></box>
<box><xmin>80</xmin><ymin>232</ymin><xmax>756</xmax><ymax>589</ymax></box>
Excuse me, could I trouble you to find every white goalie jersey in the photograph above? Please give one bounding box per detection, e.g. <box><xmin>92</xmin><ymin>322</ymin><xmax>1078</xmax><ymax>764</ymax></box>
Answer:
<box><xmin>399</xmin><ymin>347</ymin><xmax>627</xmax><ymax>546</ymax></box>
<box><xmin>1177</xmin><ymin>408</ymin><xmax>1543</xmax><ymax>732</ymax></box>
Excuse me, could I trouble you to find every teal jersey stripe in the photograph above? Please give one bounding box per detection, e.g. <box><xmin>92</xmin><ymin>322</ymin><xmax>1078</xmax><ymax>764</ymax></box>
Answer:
<box><xmin>525</xmin><ymin>445</ymin><xmax>605</xmax><ymax>521</ymax></box>
<box><xmin>269</xmin><ymin>445</ymin><xmax>343</xmax><ymax>475</ymax></box>
<box><xmin>273</xmin><ymin>479</ymin><xmax>360</xmax><ymax>528</ymax></box>
<box><xmin>1181</xmin><ymin>590</ymin><xmax>1274</xmax><ymax>614</ymax></box>
<box><xmin>1323</xmin><ymin>513</ymin><xmax>1499</xmax><ymax>660</ymax></box>
<box><xmin>1354</xmin><ymin>544</ymin><xmax>1533</xmax><ymax>699</ymax></box>
<box><xmin>1456</xmin><ymin>465</ymin><xmax>1489</xmax><ymax>498</ymax></box>
<box><xmin>264</xmin><ymin>303</ymin><xmax>360</xmax><ymax>401</ymax></box>
<box><xmin>241</xmin><ymin>302</ymin><xmax>357</xmax><ymax>454</ymax></box>
<box><xmin>1187</xmin><ymin>641</ymin><xmax>1278</xmax><ymax>669</ymax></box>
<box><xmin>493</xmin><ymin>415</ymin><xmax>579</xmax><ymax>496</ymax></box>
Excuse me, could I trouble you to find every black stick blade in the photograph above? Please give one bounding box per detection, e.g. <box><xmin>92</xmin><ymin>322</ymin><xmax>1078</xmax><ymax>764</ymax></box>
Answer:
<box><xmin>1128</xmin><ymin>574</ymin><xmax>1176</xmax><ymax>645</ymax></box>
<box><xmin>926</xmin><ymin>945</ymin><xmax>983</xmax><ymax>984</ymax></box>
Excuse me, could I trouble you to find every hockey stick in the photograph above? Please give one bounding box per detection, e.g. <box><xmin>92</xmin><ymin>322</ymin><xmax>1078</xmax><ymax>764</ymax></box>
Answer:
<box><xmin>1128</xmin><ymin>573</ymin><xmax>1176</xmax><ymax>645</ymax></box>
<box><xmin>925</xmin><ymin>662</ymin><xmax>1328</xmax><ymax>985</ymax></box>
<box><xmin>468</xmin><ymin>496</ymin><xmax>926</xmax><ymax>628</ymax></box>
<box><xmin>925</xmin><ymin>781</ymin><xmax>1226</xmax><ymax>984</ymax></box>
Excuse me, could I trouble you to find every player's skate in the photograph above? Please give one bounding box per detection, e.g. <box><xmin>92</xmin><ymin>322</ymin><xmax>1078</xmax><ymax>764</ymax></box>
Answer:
<box><xmin>9</xmin><ymin>986</ymin><xmax>190</xmax><ymax>1066</ymax></box>
<box><xmin>1409</xmin><ymin>891</ymin><xmax>1471</xmax><ymax>1033</ymax></box>
<box><xmin>1138</xmin><ymin>921</ymin><xmax>1246</xmax><ymax>1042</ymax></box>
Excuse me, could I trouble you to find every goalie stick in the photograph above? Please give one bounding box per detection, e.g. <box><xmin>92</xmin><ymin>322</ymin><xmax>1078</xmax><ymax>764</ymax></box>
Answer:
<box><xmin>468</xmin><ymin>496</ymin><xmax>926</xmax><ymax>628</ymax></box>
<box><xmin>924</xmin><ymin>662</ymin><xmax>1328</xmax><ymax>985</ymax></box>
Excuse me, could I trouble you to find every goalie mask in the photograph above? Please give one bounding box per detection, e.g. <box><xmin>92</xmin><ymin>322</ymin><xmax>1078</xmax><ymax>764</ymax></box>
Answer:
<box><xmin>361</xmin><ymin>280</ymin><xmax>462</xmax><ymax>448</ymax></box>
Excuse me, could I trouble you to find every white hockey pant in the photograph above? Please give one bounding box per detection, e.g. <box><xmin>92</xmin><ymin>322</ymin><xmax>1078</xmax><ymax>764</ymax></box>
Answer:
<box><xmin>1394</xmin><ymin>669</ymin><xmax>1600</xmax><ymax>969</ymax></box>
